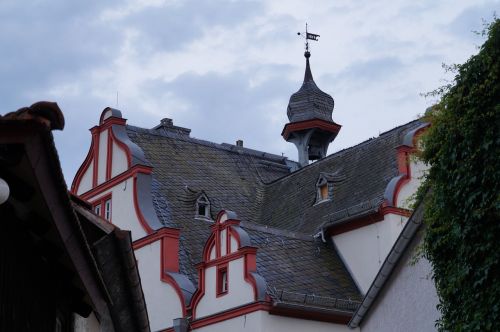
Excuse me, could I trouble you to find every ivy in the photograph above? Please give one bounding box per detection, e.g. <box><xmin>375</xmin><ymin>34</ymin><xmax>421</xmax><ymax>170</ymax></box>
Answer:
<box><xmin>417</xmin><ymin>18</ymin><xmax>500</xmax><ymax>331</ymax></box>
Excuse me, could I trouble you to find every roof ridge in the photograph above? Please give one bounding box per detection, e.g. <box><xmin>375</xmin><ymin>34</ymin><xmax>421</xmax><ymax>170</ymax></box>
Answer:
<box><xmin>126</xmin><ymin>125</ymin><xmax>290</xmax><ymax>163</ymax></box>
<box><xmin>263</xmin><ymin>118</ymin><xmax>423</xmax><ymax>186</ymax></box>
<box><xmin>240</xmin><ymin>221</ymin><xmax>314</xmax><ymax>241</ymax></box>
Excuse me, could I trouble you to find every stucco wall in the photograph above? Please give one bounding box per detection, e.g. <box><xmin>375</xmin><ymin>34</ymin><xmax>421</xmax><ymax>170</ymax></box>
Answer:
<box><xmin>195</xmin><ymin>257</ymin><xmax>255</xmax><ymax>318</ymax></box>
<box><xmin>77</xmin><ymin>160</ymin><xmax>93</xmax><ymax>195</ymax></box>
<box><xmin>194</xmin><ymin>310</ymin><xmax>356</xmax><ymax>332</ymax></box>
<box><xmin>397</xmin><ymin>158</ymin><xmax>427</xmax><ymax>208</ymax></box>
<box><xmin>135</xmin><ymin>241</ymin><xmax>184</xmax><ymax>331</ymax></box>
<box><xmin>90</xmin><ymin>179</ymin><xmax>148</xmax><ymax>240</ymax></box>
<box><xmin>361</xmin><ymin>231</ymin><xmax>440</xmax><ymax>332</ymax></box>
<box><xmin>97</xmin><ymin>129</ymin><xmax>108</xmax><ymax>185</ymax></box>
<box><xmin>111</xmin><ymin>140</ymin><xmax>128</xmax><ymax>177</ymax></box>
<box><xmin>332</xmin><ymin>213</ymin><xmax>408</xmax><ymax>293</ymax></box>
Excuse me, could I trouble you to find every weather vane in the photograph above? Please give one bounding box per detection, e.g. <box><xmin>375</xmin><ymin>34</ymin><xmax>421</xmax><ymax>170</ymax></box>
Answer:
<box><xmin>297</xmin><ymin>23</ymin><xmax>320</xmax><ymax>54</ymax></box>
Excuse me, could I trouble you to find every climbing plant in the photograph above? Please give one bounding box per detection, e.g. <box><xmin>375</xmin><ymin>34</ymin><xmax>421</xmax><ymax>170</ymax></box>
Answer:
<box><xmin>417</xmin><ymin>18</ymin><xmax>500</xmax><ymax>331</ymax></box>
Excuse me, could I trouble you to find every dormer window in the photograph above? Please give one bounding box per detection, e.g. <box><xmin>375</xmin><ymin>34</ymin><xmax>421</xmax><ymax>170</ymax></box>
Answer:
<box><xmin>319</xmin><ymin>183</ymin><xmax>328</xmax><ymax>200</ymax></box>
<box><xmin>316</xmin><ymin>173</ymin><xmax>335</xmax><ymax>204</ymax></box>
<box><xmin>196</xmin><ymin>194</ymin><xmax>211</xmax><ymax>219</ymax></box>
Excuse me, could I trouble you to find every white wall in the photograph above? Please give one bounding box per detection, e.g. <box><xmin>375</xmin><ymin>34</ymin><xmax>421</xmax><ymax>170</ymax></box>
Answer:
<box><xmin>97</xmin><ymin>129</ymin><xmax>108</xmax><ymax>185</ymax></box>
<box><xmin>77</xmin><ymin>160</ymin><xmax>94</xmax><ymax>195</ymax></box>
<box><xmin>194</xmin><ymin>310</ymin><xmax>356</xmax><ymax>332</ymax></box>
<box><xmin>135</xmin><ymin>241</ymin><xmax>184</xmax><ymax>331</ymax></box>
<box><xmin>361</xmin><ymin>232</ymin><xmax>440</xmax><ymax>332</ymax></box>
<box><xmin>91</xmin><ymin>179</ymin><xmax>148</xmax><ymax>240</ymax></box>
<box><xmin>195</xmin><ymin>257</ymin><xmax>255</xmax><ymax>318</ymax></box>
<box><xmin>111</xmin><ymin>141</ymin><xmax>128</xmax><ymax>177</ymax></box>
<box><xmin>397</xmin><ymin>158</ymin><xmax>427</xmax><ymax>208</ymax></box>
<box><xmin>332</xmin><ymin>213</ymin><xmax>408</xmax><ymax>294</ymax></box>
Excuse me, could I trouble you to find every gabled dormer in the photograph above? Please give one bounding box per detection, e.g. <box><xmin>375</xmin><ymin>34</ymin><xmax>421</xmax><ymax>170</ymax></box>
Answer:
<box><xmin>195</xmin><ymin>193</ymin><xmax>211</xmax><ymax>220</ymax></box>
<box><xmin>315</xmin><ymin>172</ymin><xmax>345</xmax><ymax>204</ymax></box>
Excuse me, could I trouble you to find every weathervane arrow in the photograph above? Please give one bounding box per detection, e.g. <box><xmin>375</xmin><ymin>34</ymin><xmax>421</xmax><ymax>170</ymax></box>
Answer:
<box><xmin>297</xmin><ymin>23</ymin><xmax>320</xmax><ymax>53</ymax></box>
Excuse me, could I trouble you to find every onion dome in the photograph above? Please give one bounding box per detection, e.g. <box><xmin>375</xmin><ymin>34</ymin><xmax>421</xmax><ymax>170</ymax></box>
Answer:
<box><xmin>287</xmin><ymin>51</ymin><xmax>334</xmax><ymax>123</ymax></box>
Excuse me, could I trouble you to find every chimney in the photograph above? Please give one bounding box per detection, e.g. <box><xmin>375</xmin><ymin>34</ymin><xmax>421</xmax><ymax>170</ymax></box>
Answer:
<box><xmin>236</xmin><ymin>140</ymin><xmax>243</xmax><ymax>147</ymax></box>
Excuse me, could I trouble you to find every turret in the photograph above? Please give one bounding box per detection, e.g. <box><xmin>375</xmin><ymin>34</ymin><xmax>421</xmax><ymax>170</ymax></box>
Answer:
<box><xmin>282</xmin><ymin>51</ymin><xmax>341</xmax><ymax>167</ymax></box>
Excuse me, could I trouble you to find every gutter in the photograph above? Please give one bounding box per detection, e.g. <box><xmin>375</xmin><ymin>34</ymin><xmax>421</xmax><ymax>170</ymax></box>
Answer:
<box><xmin>348</xmin><ymin>202</ymin><xmax>424</xmax><ymax>328</ymax></box>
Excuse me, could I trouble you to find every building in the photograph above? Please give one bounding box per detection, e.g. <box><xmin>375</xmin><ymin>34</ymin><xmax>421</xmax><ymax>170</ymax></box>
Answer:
<box><xmin>71</xmin><ymin>51</ymin><xmax>433</xmax><ymax>331</ymax></box>
<box><xmin>0</xmin><ymin>102</ymin><xmax>149</xmax><ymax>332</ymax></box>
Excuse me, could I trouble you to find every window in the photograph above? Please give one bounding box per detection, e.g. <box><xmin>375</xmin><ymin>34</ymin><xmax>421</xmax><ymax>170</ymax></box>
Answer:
<box><xmin>316</xmin><ymin>173</ymin><xmax>338</xmax><ymax>204</ymax></box>
<box><xmin>319</xmin><ymin>184</ymin><xmax>328</xmax><ymax>200</ymax></box>
<box><xmin>217</xmin><ymin>265</ymin><xmax>228</xmax><ymax>296</ymax></box>
<box><xmin>92</xmin><ymin>195</ymin><xmax>112</xmax><ymax>222</ymax></box>
<box><xmin>196</xmin><ymin>193</ymin><xmax>210</xmax><ymax>219</ymax></box>
<box><xmin>94</xmin><ymin>203</ymin><xmax>101</xmax><ymax>216</ymax></box>
<box><xmin>104</xmin><ymin>199</ymin><xmax>112</xmax><ymax>221</ymax></box>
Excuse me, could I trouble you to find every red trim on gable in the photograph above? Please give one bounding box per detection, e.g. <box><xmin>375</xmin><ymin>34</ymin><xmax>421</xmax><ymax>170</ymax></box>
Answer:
<box><xmin>282</xmin><ymin>118</ymin><xmax>341</xmax><ymax>140</ymax></box>
<box><xmin>327</xmin><ymin>206</ymin><xmax>411</xmax><ymax>236</ymax></box>
<box><xmin>107</xmin><ymin>124</ymin><xmax>132</xmax><ymax>168</ymax></box>
<box><xmin>92</xmin><ymin>127</ymin><xmax>99</xmax><ymax>188</ymax></box>
<box><xmin>191</xmin><ymin>211</ymin><xmax>265</xmax><ymax>319</ymax></box>
<box><xmin>71</xmin><ymin>127</ymin><xmax>98</xmax><ymax>194</ymax></box>
<box><xmin>133</xmin><ymin>175</ymin><xmax>154</xmax><ymax>235</ymax></box>
<box><xmin>190</xmin><ymin>302</ymin><xmax>272</xmax><ymax>330</ymax></box>
<box><xmin>79</xmin><ymin>164</ymin><xmax>152</xmax><ymax>201</ymax></box>
<box><xmin>132</xmin><ymin>227</ymin><xmax>180</xmax><ymax>250</ymax></box>
<box><xmin>133</xmin><ymin>228</ymin><xmax>187</xmax><ymax>316</ymax></box>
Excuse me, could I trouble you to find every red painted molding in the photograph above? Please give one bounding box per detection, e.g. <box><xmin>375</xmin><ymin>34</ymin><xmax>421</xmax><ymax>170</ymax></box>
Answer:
<box><xmin>79</xmin><ymin>164</ymin><xmax>152</xmax><ymax>201</ymax></box>
<box><xmin>92</xmin><ymin>127</ymin><xmax>100</xmax><ymax>188</ymax></box>
<box><xmin>191</xmin><ymin>211</ymin><xmax>263</xmax><ymax>318</ymax></box>
<box><xmin>71</xmin><ymin>128</ymin><xmax>97</xmax><ymax>194</ymax></box>
<box><xmin>133</xmin><ymin>176</ymin><xmax>154</xmax><ymax>235</ymax></box>
<box><xmin>132</xmin><ymin>227</ymin><xmax>180</xmax><ymax>250</ymax></box>
<box><xmin>327</xmin><ymin>206</ymin><xmax>411</xmax><ymax>236</ymax></box>
<box><xmin>190</xmin><ymin>302</ymin><xmax>272</xmax><ymax>329</ymax></box>
<box><xmin>282</xmin><ymin>118</ymin><xmax>341</xmax><ymax>140</ymax></box>
<box><xmin>201</xmin><ymin>247</ymin><xmax>258</xmax><ymax>269</ymax></box>
<box><xmin>108</xmin><ymin>124</ymin><xmax>132</xmax><ymax>168</ymax></box>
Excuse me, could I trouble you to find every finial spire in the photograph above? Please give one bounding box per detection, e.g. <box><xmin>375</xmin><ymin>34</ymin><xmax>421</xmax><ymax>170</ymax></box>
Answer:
<box><xmin>297</xmin><ymin>23</ymin><xmax>320</xmax><ymax>58</ymax></box>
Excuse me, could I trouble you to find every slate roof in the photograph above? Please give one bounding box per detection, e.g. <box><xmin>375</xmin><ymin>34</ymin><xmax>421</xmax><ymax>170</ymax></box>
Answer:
<box><xmin>259</xmin><ymin>120</ymin><xmax>424</xmax><ymax>234</ymax></box>
<box><xmin>125</xmin><ymin>118</ymin><xmax>423</xmax><ymax>302</ymax></box>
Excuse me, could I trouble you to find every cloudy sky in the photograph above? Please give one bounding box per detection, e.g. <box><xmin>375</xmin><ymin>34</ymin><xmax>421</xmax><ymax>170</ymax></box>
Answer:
<box><xmin>1</xmin><ymin>0</ymin><xmax>498</xmax><ymax>181</ymax></box>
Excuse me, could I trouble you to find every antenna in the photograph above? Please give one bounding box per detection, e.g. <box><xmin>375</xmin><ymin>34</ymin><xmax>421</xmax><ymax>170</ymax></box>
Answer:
<box><xmin>116</xmin><ymin>91</ymin><xmax>119</xmax><ymax>107</ymax></box>
<box><xmin>297</xmin><ymin>23</ymin><xmax>320</xmax><ymax>54</ymax></box>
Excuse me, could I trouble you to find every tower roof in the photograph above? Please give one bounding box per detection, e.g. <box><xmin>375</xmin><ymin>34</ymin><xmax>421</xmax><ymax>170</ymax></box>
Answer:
<box><xmin>287</xmin><ymin>52</ymin><xmax>334</xmax><ymax>123</ymax></box>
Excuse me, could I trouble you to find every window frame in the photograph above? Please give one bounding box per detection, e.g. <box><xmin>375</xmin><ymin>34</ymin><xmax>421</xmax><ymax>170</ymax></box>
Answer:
<box><xmin>91</xmin><ymin>193</ymin><xmax>112</xmax><ymax>222</ymax></box>
<box><xmin>216</xmin><ymin>264</ymin><xmax>229</xmax><ymax>297</ymax></box>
